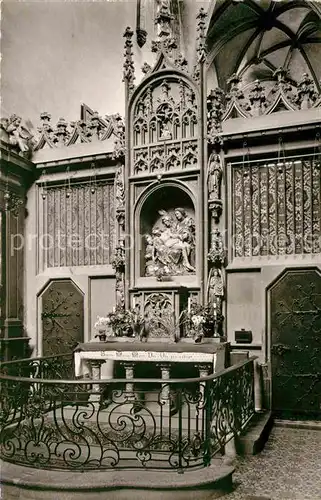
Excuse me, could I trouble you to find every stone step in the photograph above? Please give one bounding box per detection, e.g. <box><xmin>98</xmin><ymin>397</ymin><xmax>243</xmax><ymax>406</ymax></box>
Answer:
<box><xmin>238</xmin><ymin>411</ymin><xmax>273</xmax><ymax>455</ymax></box>
<box><xmin>1</xmin><ymin>457</ymin><xmax>234</xmax><ymax>500</ymax></box>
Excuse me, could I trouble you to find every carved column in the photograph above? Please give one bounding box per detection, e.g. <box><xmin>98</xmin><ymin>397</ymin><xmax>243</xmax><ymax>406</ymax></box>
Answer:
<box><xmin>121</xmin><ymin>362</ymin><xmax>136</xmax><ymax>400</ymax></box>
<box><xmin>1</xmin><ymin>178</ymin><xmax>30</xmax><ymax>358</ymax></box>
<box><xmin>197</xmin><ymin>363</ymin><xmax>211</xmax><ymax>405</ymax></box>
<box><xmin>90</xmin><ymin>360</ymin><xmax>106</xmax><ymax>394</ymax></box>
<box><xmin>158</xmin><ymin>363</ymin><xmax>171</xmax><ymax>404</ymax></box>
<box><xmin>0</xmin><ymin>125</ymin><xmax>35</xmax><ymax>360</ymax></box>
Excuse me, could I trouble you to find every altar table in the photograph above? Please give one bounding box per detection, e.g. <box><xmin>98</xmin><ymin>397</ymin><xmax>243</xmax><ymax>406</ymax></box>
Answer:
<box><xmin>74</xmin><ymin>341</ymin><xmax>228</xmax><ymax>391</ymax></box>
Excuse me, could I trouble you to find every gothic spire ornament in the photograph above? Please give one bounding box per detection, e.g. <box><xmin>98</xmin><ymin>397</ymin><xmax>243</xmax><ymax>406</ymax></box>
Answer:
<box><xmin>123</xmin><ymin>27</ymin><xmax>135</xmax><ymax>95</ymax></box>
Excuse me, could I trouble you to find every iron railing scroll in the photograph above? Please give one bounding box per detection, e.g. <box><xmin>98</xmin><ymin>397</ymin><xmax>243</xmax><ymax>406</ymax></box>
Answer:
<box><xmin>0</xmin><ymin>354</ymin><xmax>256</xmax><ymax>471</ymax></box>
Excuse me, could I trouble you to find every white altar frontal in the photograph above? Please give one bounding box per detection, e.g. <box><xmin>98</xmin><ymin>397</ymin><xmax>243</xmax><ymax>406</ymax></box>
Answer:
<box><xmin>74</xmin><ymin>340</ymin><xmax>229</xmax><ymax>387</ymax></box>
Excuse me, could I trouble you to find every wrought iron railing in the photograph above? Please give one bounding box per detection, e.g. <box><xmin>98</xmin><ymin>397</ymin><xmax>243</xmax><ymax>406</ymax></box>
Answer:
<box><xmin>0</xmin><ymin>354</ymin><xmax>256</xmax><ymax>471</ymax></box>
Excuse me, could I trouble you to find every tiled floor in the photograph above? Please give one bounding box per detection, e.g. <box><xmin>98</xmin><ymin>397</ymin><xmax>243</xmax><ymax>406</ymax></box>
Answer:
<box><xmin>220</xmin><ymin>425</ymin><xmax>321</xmax><ymax>500</ymax></box>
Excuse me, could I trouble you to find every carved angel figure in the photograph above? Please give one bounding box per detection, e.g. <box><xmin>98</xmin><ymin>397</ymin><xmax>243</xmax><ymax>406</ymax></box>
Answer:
<box><xmin>207</xmin><ymin>152</ymin><xmax>223</xmax><ymax>201</ymax></box>
<box><xmin>1</xmin><ymin>114</ymin><xmax>33</xmax><ymax>153</ymax></box>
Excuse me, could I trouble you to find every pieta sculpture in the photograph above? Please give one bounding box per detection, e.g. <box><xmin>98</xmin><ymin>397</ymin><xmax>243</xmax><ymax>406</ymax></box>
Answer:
<box><xmin>144</xmin><ymin>207</ymin><xmax>195</xmax><ymax>276</ymax></box>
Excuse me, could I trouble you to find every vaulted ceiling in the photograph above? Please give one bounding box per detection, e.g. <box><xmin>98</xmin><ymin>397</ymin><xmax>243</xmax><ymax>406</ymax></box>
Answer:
<box><xmin>206</xmin><ymin>0</ymin><xmax>321</xmax><ymax>91</ymax></box>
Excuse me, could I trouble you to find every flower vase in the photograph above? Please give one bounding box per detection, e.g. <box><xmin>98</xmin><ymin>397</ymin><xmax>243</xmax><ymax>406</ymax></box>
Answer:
<box><xmin>96</xmin><ymin>329</ymin><xmax>107</xmax><ymax>342</ymax></box>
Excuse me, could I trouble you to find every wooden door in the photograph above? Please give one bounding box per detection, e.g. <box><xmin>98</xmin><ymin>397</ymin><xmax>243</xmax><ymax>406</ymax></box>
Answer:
<box><xmin>41</xmin><ymin>279</ymin><xmax>84</xmax><ymax>357</ymax></box>
<box><xmin>270</xmin><ymin>269</ymin><xmax>321</xmax><ymax>420</ymax></box>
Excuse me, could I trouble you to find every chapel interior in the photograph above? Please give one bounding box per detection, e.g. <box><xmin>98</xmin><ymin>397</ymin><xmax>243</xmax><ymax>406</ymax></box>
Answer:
<box><xmin>0</xmin><ymin>0</ymin><xmax>320</xmax><ymax>496</ymax></box>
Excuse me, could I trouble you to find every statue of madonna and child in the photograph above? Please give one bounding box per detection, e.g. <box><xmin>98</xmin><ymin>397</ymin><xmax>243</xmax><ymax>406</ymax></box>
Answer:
<box><xmin>144</xmin><ymin>208</ymin><xmax>196</xmax><ymax>277</ymax></box>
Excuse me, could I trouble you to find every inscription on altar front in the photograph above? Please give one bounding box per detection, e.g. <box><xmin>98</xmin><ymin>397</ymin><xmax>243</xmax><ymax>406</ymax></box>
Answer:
<box><xmin>94</xmin><ymin>350</ymin><xmax>214</xmax><ymax>363</ymax></box>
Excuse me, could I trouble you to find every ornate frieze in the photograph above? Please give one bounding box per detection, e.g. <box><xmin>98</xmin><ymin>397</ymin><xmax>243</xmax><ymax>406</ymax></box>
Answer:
<box><xmin>232</xmin><ymin>156</ymin><xmax>321</xmax><ymax>257</ymax></box>
<box><xmin>33</xmin><ymin>105</ymin><xmax>124</xmax><ymax>152</ymax></box>
<box><xmin>207</xmin><ymin>71</ymin><xmax>321</xmax><ymax>140</ymax></box>
<box><xmin>132</xmin><ymin>79</ymin><xmax>198</xmax><ymax>175</ymax></box>
<box><xmin>41</xmin><ymin>181</ymin><xmax>115</xmax><ymax>268</ymax></box>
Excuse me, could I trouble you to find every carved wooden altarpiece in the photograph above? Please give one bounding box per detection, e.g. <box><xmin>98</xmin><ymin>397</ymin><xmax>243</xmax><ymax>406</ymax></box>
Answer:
<box><xmin>121</xmin><ymin>9</ymin><xmax>208</xmax><ymax>338</ymax></box>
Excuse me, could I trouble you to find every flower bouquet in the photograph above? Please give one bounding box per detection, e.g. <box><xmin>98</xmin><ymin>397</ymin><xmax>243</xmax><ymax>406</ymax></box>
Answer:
<box><xmin>184</xmin><ymin>302</ymin><xmax>219</xmax><ymax>341</ymax></box>
<box><xmin>106</xmin><ymin>305</ymin><xmax>138</xmax><ymax>337</ymax></box>
<box><xmin>94</xmin><ymin>316</ymin><xmax>111</xmax><ymax>342</ymax></box>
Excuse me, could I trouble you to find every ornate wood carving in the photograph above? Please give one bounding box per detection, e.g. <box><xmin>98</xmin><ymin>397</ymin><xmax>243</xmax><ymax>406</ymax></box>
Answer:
<box><xmin>144</xmin><ymin>207</ymin><xmax>195</xmax><ymax>277</ymax></box>
<box><xmin>0</xmin><ymin>115</ymin><xmax>34</xmax><ymax>156</ymax></box>
<box><xmin>33</xmin><ymin>105</ymin><xmax>123</xmax><ymax>151</ymax></box>
<box><xmin>112</xmin><ymin>244</ymin><xmax>125</xmax><ymax>308</ymax></box>
<box><xmin>132</xmin><ymin>79</ymin><xmax>198</xmax><ymax>176</ymax></box>
<box><xmin>115</xmin><ymin>164</ymin><xmax>125</xmax><ymax>231</ymax></box>
<box><xmin>123</xmin><ymin>27</ymin><xmax>135</xmax><ymax>96</ymax></box>
<box><xmin>232</xmin><ymin>156</ymin><xmax>321</xmax><ymax>257</ymax></box>
<box><xmin>42</xmin><ymin>181</ymin><xmax>115</xmax><ymax>268</ymax></box>
<box><xmin>207</xmin><ymin>71</ymin><xmax>321</xmax><ymax>139</ymax></box>
<box><xmin>41</xmin><ymin>279</ymin><xmax>84</xmax><ymax>356</ymax></box>
<box><xmin>193</xmin><ymin>7</ymin><xmax>207</xmax><ymax>82</ymax></box>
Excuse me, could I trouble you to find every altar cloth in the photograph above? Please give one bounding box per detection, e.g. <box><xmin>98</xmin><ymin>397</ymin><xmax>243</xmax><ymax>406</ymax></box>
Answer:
<box><xmin>74</xmin><ymin>341</ymin><xmax>227</xmax><ymax>378</ymax></box>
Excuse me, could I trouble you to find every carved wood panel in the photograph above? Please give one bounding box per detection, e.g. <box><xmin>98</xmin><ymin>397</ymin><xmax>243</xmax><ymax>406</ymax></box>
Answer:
<box><xmin>132</xmin><ymin>79</ymin><xmax>198</xmax><ymax>176</ymax></box>
<box><xmin>42</xmin><ymin>181</ymin><xmax>115</xmax><ymax>268</ymax></box>
<box><xmin>232</xmin><ymin>156</ymin><xmax>321</xmax><ymax>257</ymax></box>
<box><xmin>41</xmin><ymin>279</ymin><xmax>84</xmax><ymax>356</ymax></box>
<box><xmin>270</xmin><ymin>269</ymin><xmax>321</xmax><ymax>419</ymax></box>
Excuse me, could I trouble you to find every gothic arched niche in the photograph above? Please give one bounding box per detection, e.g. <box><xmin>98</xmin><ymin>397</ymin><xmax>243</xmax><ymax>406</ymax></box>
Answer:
<box><xmin>139</xmin><ymin>186</ymin><xmax>196</xmax><ymax>278</ymax></box>
<box><xmin>131</xmin><ymin>76</ymin><xmax>199</xmax><ymax>176</ymax></box>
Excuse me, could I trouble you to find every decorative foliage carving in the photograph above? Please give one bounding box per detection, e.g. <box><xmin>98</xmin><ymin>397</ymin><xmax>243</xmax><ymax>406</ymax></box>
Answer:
<box><xmin>207</xmin><ymin>71</ymin><xmax>321</xmax><ymax>137</ymax></box>
<box><xmin>132</xmin><ymin>79</ymin><xmax>198</xmax><ymax>175</ymax></box>
<box><xmin>0</xmin><ymin>114</ymin><xmax>34</xmax><ymax>155</ymax></box>
<box><xmin>144</xmin><ymin>208</ymin><xmax>195</xmax><ymax>277</ymax></box>
<box><xmin>193</xmin><ymin>7</ymin><xmax>207</xmax><ymax>81</ymax></box>
<box><xmin>33</xmin><ymin>105</ymin><xmax>122</xmax><ymax>151</ymax></box>
<box><xmin>143</xmin><ymin>292</ymin><xmax>174</xmax><ymax>338</ymax></box>
<box><xmin>208</xmin><ymin>229</ymin><xmax>225</xmax><ymax>266</ymax></box>
<box><xmin>207</xmin><ymin>89</ymin><xmax>225</xmax><ymax>144</ymax></box>
<box><xmin>296</xmin><ymin>73</ymin><xmax>318</xmax><ymax>110</ymax></box>
<box><xmin>232</xmin><ymin>156</ymin><xmax>321</xmax><ymax>257</ymax></box>
<box><xmin>141</xmin><ymin>62</ymin><xmax>152</xmax><ymax>75</ymax></box>
<box><xmin>4</xmin><ymin>191</ymin><xmax>24</xmax><ymax>216</ymax></box>
<box><xmin>115</xmin><ymin>164</ymin><xmax>125</xmax><ymax>231</ymax></box>
<box><xmin>248</xmin><ymin>80</ymin><xmax>267</xmax><ymax>116</ymax></box>
<box><xmin>123</xmin><ymin>27</ymin><xmax>135</xmax><ymax>95</ymax></box>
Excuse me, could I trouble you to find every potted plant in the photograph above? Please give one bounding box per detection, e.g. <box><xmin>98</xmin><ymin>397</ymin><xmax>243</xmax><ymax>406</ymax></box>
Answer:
<box><xmin>106</xmin><ymin>305</ymin><xmax>139</xmax><ymax>337</ymax></box>
<box><xmin>94</xmin><ymin>316</ymin><xmax>111</xmax><ymax>342</ymax></box>
<box><xmin>183</xmin><ymin>303</ymin><xmax>220</xmax><ymax>342</ymax></box>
